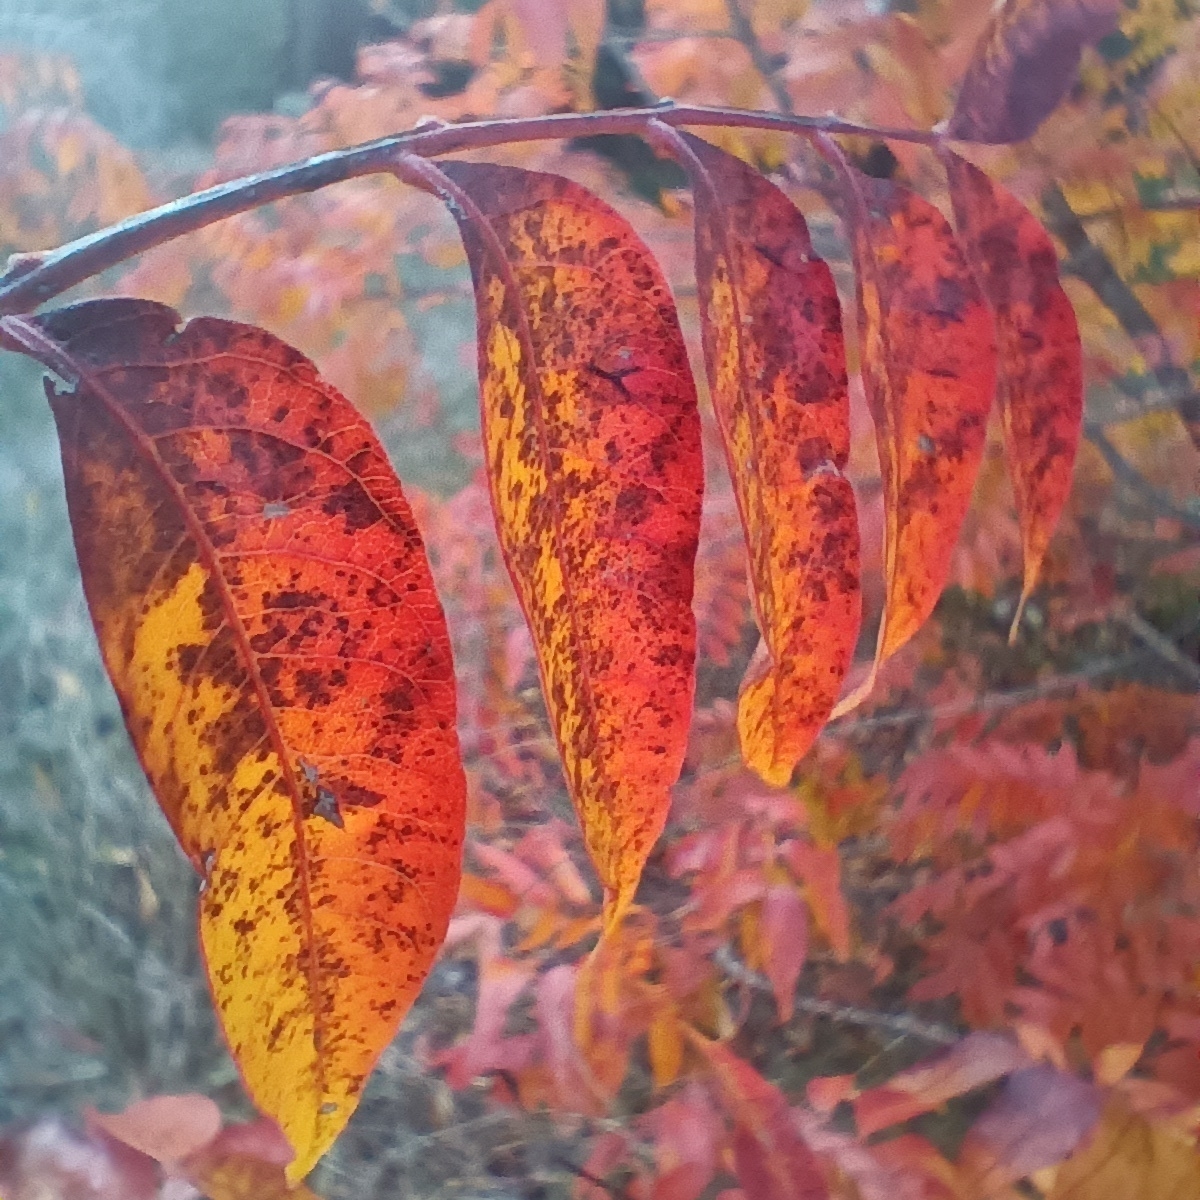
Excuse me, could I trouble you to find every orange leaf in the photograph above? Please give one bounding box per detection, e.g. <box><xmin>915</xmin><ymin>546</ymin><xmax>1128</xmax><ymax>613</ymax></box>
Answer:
<box><xmin>408</xmin><ymin>159</ymin><xmax>703</xmax><ymax>930</ymax></box>
<box><xmin>946</xmin><ymin>0</ymin><xmax>1123</xmax><ymax>144</ymax></box>
<box><xmin>187</xmin><ymin>1152</ymin><xmax>323</xmax><ymax>1200</ymax></box>
<box><xmin>674</xmin><ymin>132</ymin><xmax>860</xmax><ymax>786</ymax></box>
<box><xmin>648</xmin><ymin>1006</ymin><xmax>686</xmax><ymax>1089</ymax></box>
<box><xmin>943</xmin><ymin>151</ymin><xmax>1082</xmax><ymax>638</ymax></box>
<box><xmin>3</xmin><ymin>300</ymin><xmax>466</xmax><ymax>1180</ymax></box>
<box><xmin>825</xmin><ymin>153</ymin><xmax>996</xmax><ymax>710</ymax></box>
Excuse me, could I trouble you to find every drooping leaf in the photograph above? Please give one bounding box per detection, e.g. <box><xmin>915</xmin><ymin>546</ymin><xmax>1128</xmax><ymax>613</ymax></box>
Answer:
<box><xmin>946</xmin><ymin>0</ymin><xmax>1124</xmax><ymax>144</ymax></box>
<box><xmin>760</xmin><ymin>885</ymin><xmax>808</xmax><ymax>1023</ymax></box>
<box><xmin>673</xmin><ymin>132</ymin><xmax>860</xmax><ymax>786</ymax></box>
<box><xmin>943</xmin><ymin>150</ymin><xmax>1083</xmax><ymax>638</ymax></box>
<box><xmin>824</xmin><ymin>155</ymin><xmax>997</xmax><ymax>711</ymax></box>
<box><xmin>410</xmin><ymin>158</ymin><xmax>703</xmax><ymax>929</ymax></box>
<box><xmin>1</xmin><ymin>300</ymin><xmax>466</xmax><ymax>1180</ymax></box>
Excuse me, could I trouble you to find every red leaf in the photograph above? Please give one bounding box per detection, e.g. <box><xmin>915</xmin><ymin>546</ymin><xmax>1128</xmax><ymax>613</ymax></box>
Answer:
<box><xmin>821</xmin><ymin>150</ymin><xmax>996</xmax><ymax>710</ymax></box>
<box><xmin>673</xmin><ymin>131</ymin><xmax>860</xmax><ymax>786</ymax></box>
<box><xmin>703</xmin><ymin>1041</ymin><xmax>829</xmax><ymax>1200</ymax></box>
<box><xmin>946</xmin><ymin>0</ymin><xmax>1124</xmax><ymax>144</ymax></box>
<box><xmin>853</xmin><ymin>1033</ymin><xmax>1032</xmax><ymax>1138</ymax></box>
<box><xmin>942</xmin><ymin>150</ymin><xmax>1082</xmax><ymax>637</ymax></box>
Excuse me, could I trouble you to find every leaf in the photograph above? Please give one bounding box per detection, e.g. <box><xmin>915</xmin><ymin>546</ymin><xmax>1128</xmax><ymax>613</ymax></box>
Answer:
<box><xmin>648</xmin><ymin>1005</ymin><xmax>687</xmax><ymax>1088</ymax></box>
<box><xmin>187</xmin><ymin>1152</ymin><xmax>324</xmax><ymax>1200</ymax></box>
<box><xmin>673</xmin><ymin>132</ymin><xmax>860</xmax><ymax>786</ymax></box>
<box><xmin>86</xmin><ymin>1094</ymin><xmax>222</xmax><ymax>1166</ymax></box>
<box><xmin>1</xmin><ymin>299</ymin><xmax>466</xmax><ymax>1180</ymax></box>
<box><xmin>824</xmin><ymin>154</ymin><xmax>996</xmax><ymax>710</ymax></box>
<box><xmin>943</xmin><ymin>150</ymin><xmax>1082</xmax><ymax>638</ymax></box>
<box><xmin>409</xmin><ymin>158</ymin><xmax>703</xmax><ymax>928</ymax></box>
<box><xmin>760</xmin><ymin>885</ymin><xmax>808</xmax><ymax>1022</ymax></box>
<box><xmin>702</xmin><ymin>1040</ymin><xmax>829</xmax><ymax>1200</ymax></box>
<box><xmin>957</xmin><ymin>1065</ymin><xmax>1102</xmax><ymax>1193</ymax></box>
<box><xmin>853</xmin><ymin>1032</ymin><xmax>1033</xmax><ymax>1138</ymax></box>
<box><xmin>946</xmin><ymin>0</ymin><xmax>1124</xmax><ymax>144</ymax></box>
<box><xmin>1047</xmin><ymin>1098</ymin><xmax>1200</xmax><ymax>1200</ymax></box>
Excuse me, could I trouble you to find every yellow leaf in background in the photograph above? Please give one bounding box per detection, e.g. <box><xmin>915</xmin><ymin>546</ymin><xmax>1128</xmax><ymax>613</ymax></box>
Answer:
<box><xmin>648</xmin><ymin>1007</ymin><xmax>685</xmax><ymax>1088</ymax></box>
<box><xmin>1094</xmin><ymin>1042</ymin><xmax>1143</xmax><ymax>1086</ymax></box>
<box><xmin>1048</xmin><ymin>1100</ymin><xmax>1200</xmax><ymax>1200</ymax></box>
<box><xmin>1059</xmin><ymin>177</ymin><xmax>1118</xmax><ymax>218</ymax></box>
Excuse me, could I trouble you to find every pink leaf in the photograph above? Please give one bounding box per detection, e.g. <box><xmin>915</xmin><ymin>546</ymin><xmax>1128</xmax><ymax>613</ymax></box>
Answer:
<box><xmin>855</xmin><ymin>1033</ymin><xmax>1031</xmax><ymax>1137</ymax></box>
<box><xmin>957</xmin><ymin>1065</ymin><xmax>1102</xmax><ymax>1191</ymax></box>
<box><xmin>762</xmin><ymin>886</ymin><xmax>809</xmax><ymax>1022</ymax></box>
<box><xmin>87</xmin><ymin>1094</ymin><xmax>222</xmax><ymax>1166</ymax></box>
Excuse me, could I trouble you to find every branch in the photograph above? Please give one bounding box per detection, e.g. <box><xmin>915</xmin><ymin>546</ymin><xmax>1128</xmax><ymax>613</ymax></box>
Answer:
<box><xmin>0</xmin><ymin>103</ymin><xmax>943</xmax><ymax>317</ymax></box>
<box><xmin>714</xmin><ymin>946</ymin><xmax>959</xmax><ymax>1046</ymax></box>
<box><xmin>1086</xmin><ymin>421</ymin><xmax>1200</xmax><ymax>530</ymax></box>
<box><xmin>1040</xmin><ymin>183</ymin><xmax>1200</xmax><ymax>451</ymax></box>
<box><xmin>725</xmin><ymin>0</ymin><xmax>795</xmax><ymax>114</ymax></box>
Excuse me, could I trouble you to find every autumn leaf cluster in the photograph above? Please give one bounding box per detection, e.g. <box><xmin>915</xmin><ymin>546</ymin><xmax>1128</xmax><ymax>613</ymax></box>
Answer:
<box><xmin>0</xmin><ymin>1</ymin><xmax>1197</xmax><ymax>1198</ymax></box>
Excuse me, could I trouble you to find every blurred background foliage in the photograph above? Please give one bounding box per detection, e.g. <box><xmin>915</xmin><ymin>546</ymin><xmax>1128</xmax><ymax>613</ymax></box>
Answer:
<box><xmin>0</xmin><ymin>1</ymin><xmax>1197</xmax><ymax>1198</ymax></box>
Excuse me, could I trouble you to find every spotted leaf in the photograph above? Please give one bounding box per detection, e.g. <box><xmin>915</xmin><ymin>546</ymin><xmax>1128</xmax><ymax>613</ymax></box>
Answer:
<box><xmin>823</xmin><ymin>152</ymin><xmax>997</xmax><ymax>711</ymax></box>
<box><xmin>673</xmin><ymin>132</ymin><xmax>860</xmax><ymax>786</ymax></box>
<box><xmin>943</xmin><ymin>150</ymin><xmax>1082</xmax><ymax>638</ymax></box>
<box><xmin>410</xmin><ymin>159</ymin><xmax>703</xmax><ymax>930</ymax></box>
<box><xmin>2</xmin><ymin>299</ymin><xmax>466</xmax><ymax>1180</ymax></box>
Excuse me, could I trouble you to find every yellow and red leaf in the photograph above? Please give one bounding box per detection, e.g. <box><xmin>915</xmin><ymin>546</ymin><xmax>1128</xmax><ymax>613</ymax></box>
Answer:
<box><xmin>825</xmin><ymin>156</ymin><xmax>997</xmax><ymax>710</ymax></box>
<box><xmin>943</xmin><ymin>151</ymin><xmax>1082</xmax><ymax>637</ymax></box>
<box><xmin>412</xmin><ymin>159</ymin><xmax>703</xmax><ymax>929</ymax></box>
<box><xmin>674</xmin><ymin>132</ymin><xmax>860</xmax><ymax>786</ymax></box>
<box><xmin>3</xmin><ymin>299</ymin><xmax>465</xmax><ymax>1180</ymax></box>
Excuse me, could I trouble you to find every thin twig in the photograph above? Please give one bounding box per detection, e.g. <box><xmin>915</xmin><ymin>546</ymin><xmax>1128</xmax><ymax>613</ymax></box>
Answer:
<box><xmin>714</xmin><ymin>946</ymin><xmax>960</xmax><ymax>1046</ymax></box>
<box><xmin>725</xmin><ymin>0</ymin><xmax>795</xmax><ymax>114</ymax></box>
<box><xmin>1086</xmin><ymin>422</ymin><xmax>1200</xmax><ymax>530</ymax></box>
<box><xmin>1117</xmin><ymin>611</ymin><xmax>1200</xmax><ymax>688</ymax></box>
<box><xmin>827</xmin><ymin>655</ymin><xmax>1135</xmax><ymax>735</ymax></box>
<box><xmin>0</xmin><ymin>103</ymin><xmax>944</xmax><ymax>316</ymax></box>
<box><xmin>1041</xmin><ymin>183</ymin><xmax>1200</xmax><ymax>451</ymax></box>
